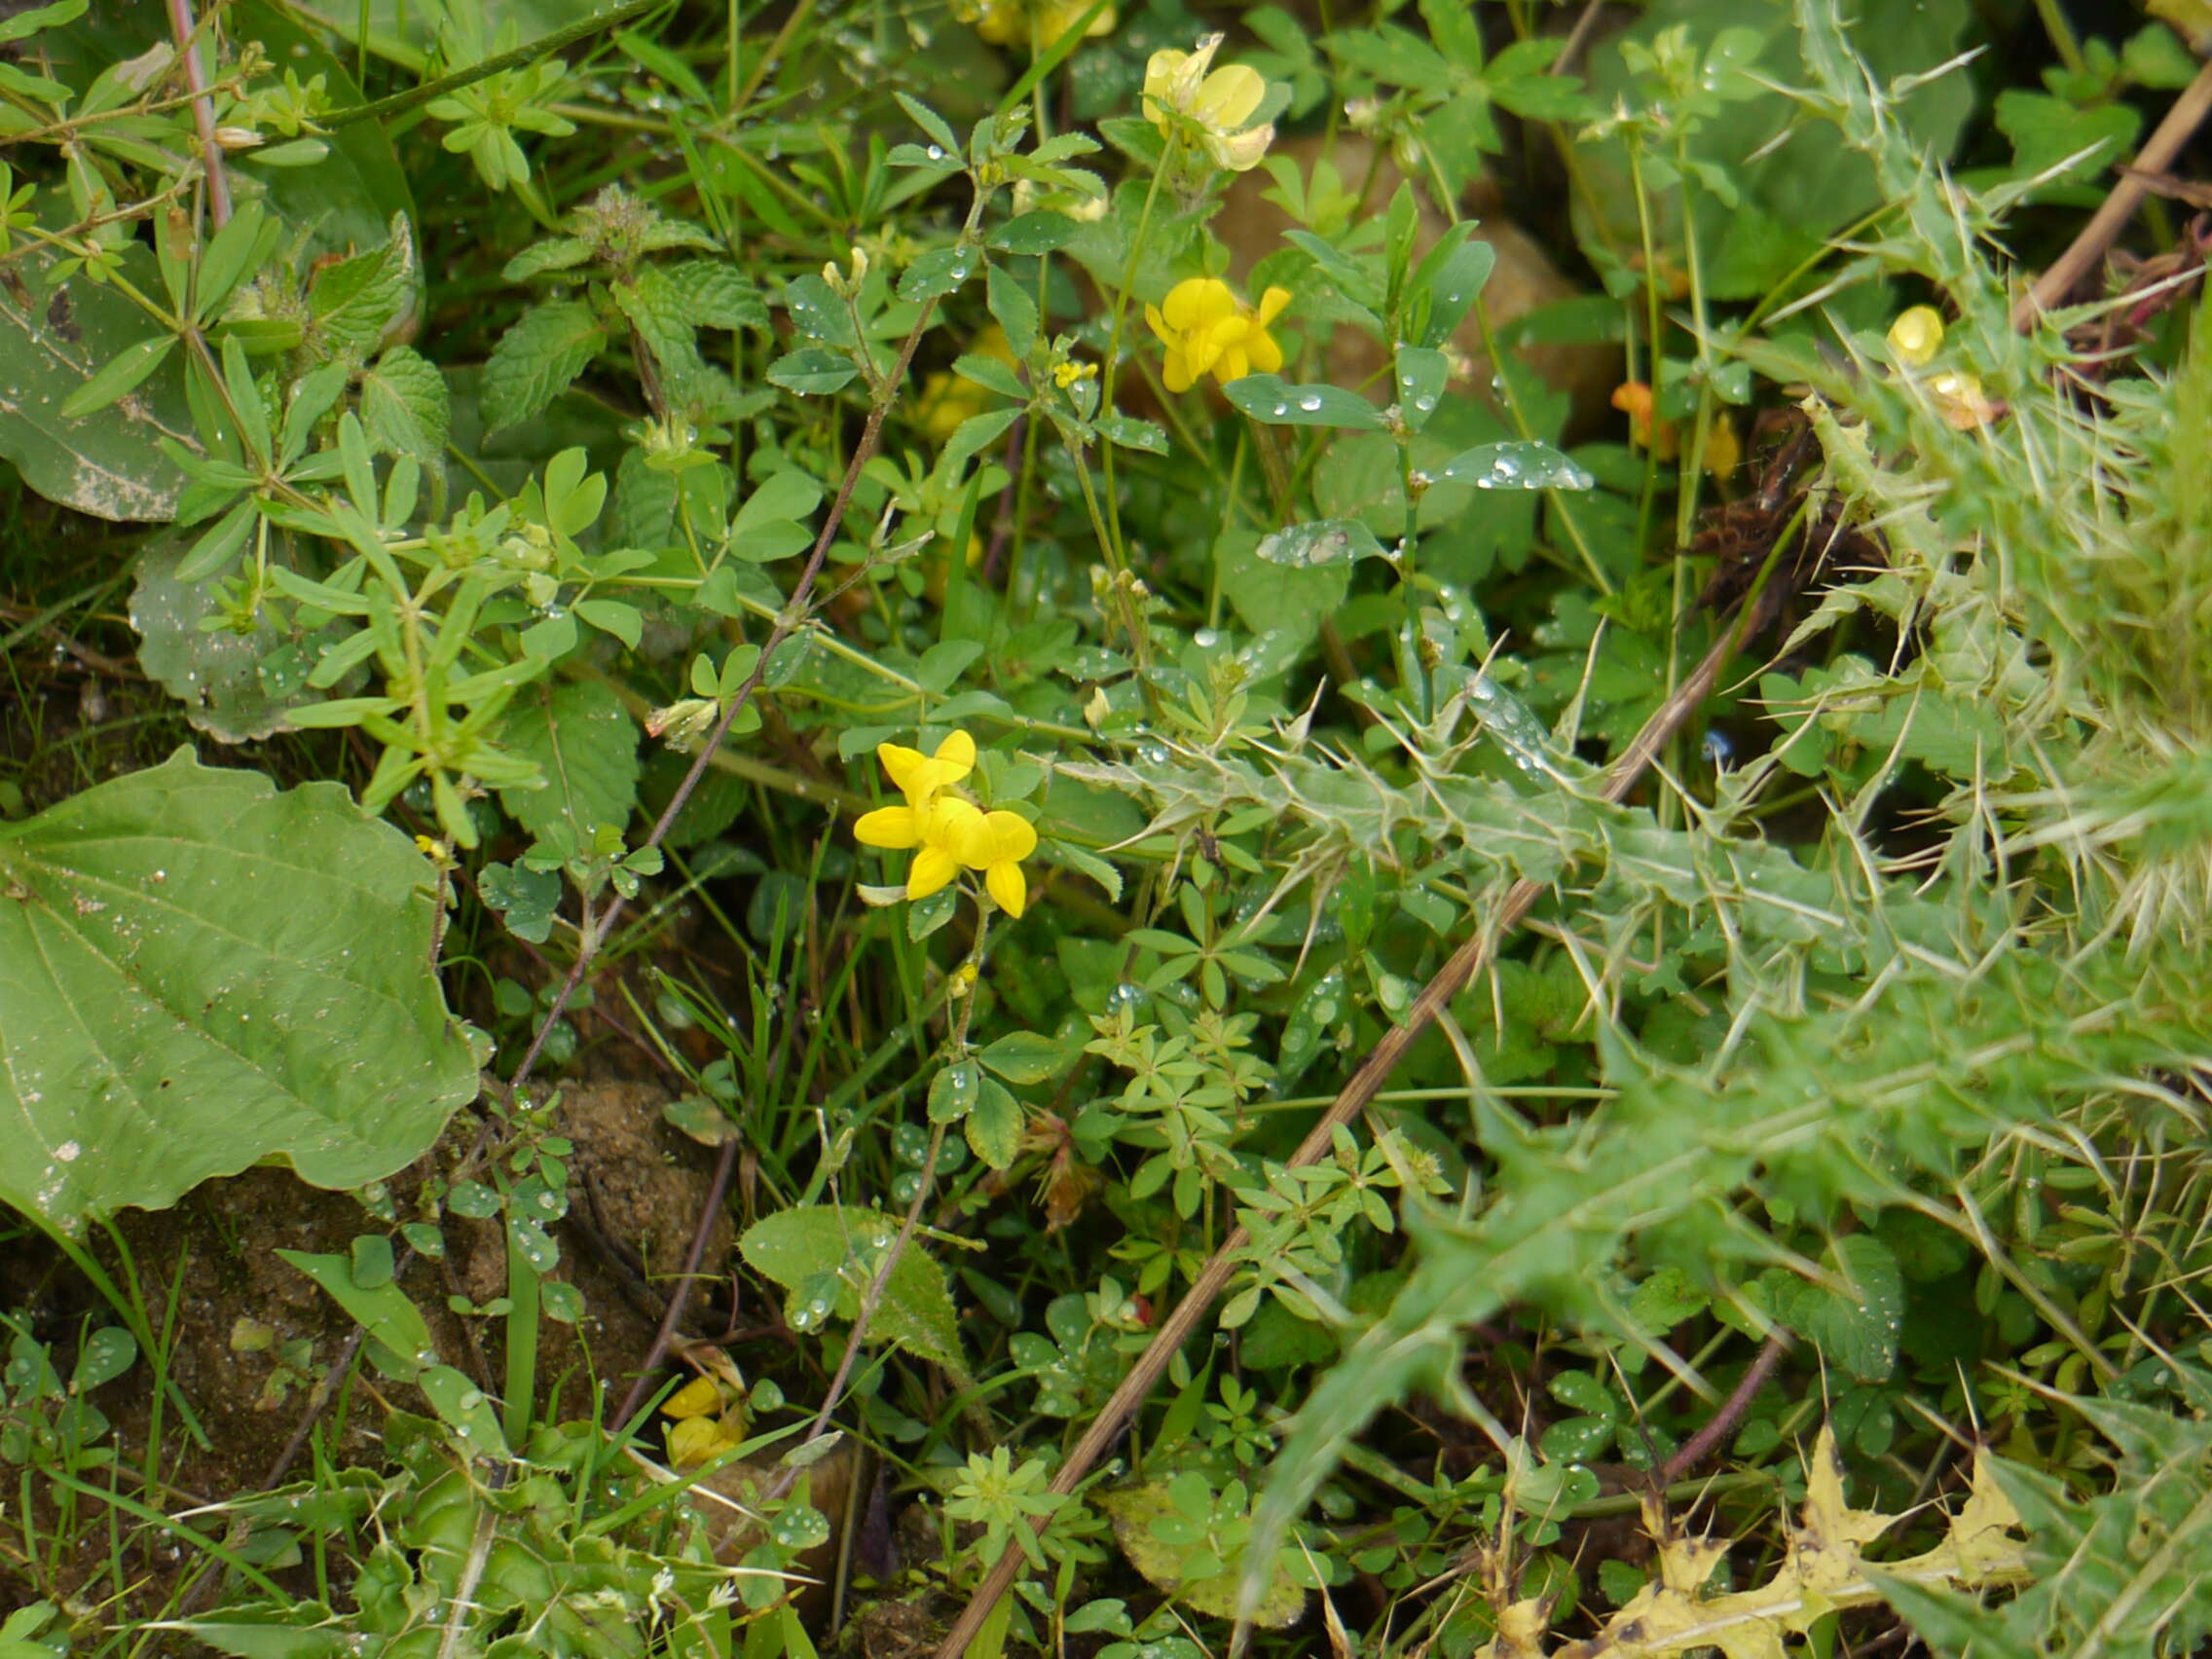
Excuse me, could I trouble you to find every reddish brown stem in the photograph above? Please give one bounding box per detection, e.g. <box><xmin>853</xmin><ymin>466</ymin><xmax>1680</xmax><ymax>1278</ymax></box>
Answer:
<box><xmin>931</xmin><ymin>609</ymin><xmax>1760</xmax><ymax>1659</ymax></box>
<box><xmin>166</xmin><ymin>0</ymin><xmax>231</xmax><ymax>229</ymax></box>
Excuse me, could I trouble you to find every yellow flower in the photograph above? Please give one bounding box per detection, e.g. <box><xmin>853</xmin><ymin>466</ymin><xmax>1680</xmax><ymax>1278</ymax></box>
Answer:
<box><xmin>965</xmin><ymin>0</ymin><xmax>1115</xmax><ymax>47</ymax></box>
<box><xmin>956</xmin><ymin>806</ymin><xmax>1039</xmax><ymax>917</ymax></box>
<box><xmin>1702</xmin><ymin>417</ymin><xmax>1741</xmax><ymax>478</ymax></box>
<box><xmin>1052</xmin><ymin>355</ymin><xmax>1095</xmax><ymax>388</ymax></box>
<box><xmin>853</xmin><ymin>728</ymin><xmax>1039</xmax><ymax>917</ymax></box>
<box><xmin>1145</xmin><ymin>277</ymin><xmax>1290</xmax><ymax>393</ymax></box>
<box><xmin>1887</xmin><ymin>305</ymin><xmax>1944</xmax><ymax>368</ymax></box>
<box><xmin>1143</xmin><ymin>33</ymin><xmax>1274</xmax><ymax>171</ymax></box>
<box><xmin>1929</xmin><ymin>370</ymin><xmax>1998</xmax><ymax>430</ymax></box>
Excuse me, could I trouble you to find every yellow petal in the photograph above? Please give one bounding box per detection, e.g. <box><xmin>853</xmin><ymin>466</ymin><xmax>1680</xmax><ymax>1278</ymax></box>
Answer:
<box><xmin>1254</xmin><ymin>286</ymin><xmax>1291</xmax><ymax>328</ymax></box>
<box><xmin>1887</xmin><ymin>305</ymin><xmax>1943</xmax><ymax>368</ymax></box>
<box><xmin>985</xmin><ymin>858</ymin><xmax>1028</xmax><ymax>918</ymax></box>
<box><xmin>932</xmin><ymin>729</ymin><xmax>977</xmax><ymax>777</ymax></box>
<box><xmin>876</xmin><ymin>741</ymin><xmax>928</xmax><ymax>795</ymax></box>
<box><xmin>1183</xmin><ymin>332</ymin><xmax>1225</xmax><ymax>379</ymax></box>
<box><xmin>666</xmin><ymin>1416</ymin><xmax>728</xmax><ymax>1468</ymax></box>
<box><xmin>1215</xmin><ymin>342</ymin><xmax>1250</xmax><ymax>383</ymax></box>
<box><xmin>1143</xmin><ymin>47</ymin><xmax>1189</xmax><ymax>106</ymax></box>
<box><xmin>908</xmin><ymin>843</ymin><xmax>961</xmax><ymax>899</ymax></box>
<box><xmin>1205</xmin><ymin>122</ymin><xmax>1274</xmax><ymax>171</ymax></box>
<box><xmin>1161</xmin><ymin>277</ymin><xmax>1212</xmax><ymax>330</ymax></box>
<box><xmin>1145</xmin><ymin>304</ymin><xmax>1174</xmax><ymax>346</ymax></box>
<box><xmin>663</xmin><ymin>1376</ymin><xmax>724</xmax><ymax>1419</ymax></box>
<box><xmin>1162</xmin><ymin>350</ymin><xmax>1196</xmax><ymax>393</ymax></box>
<box><xmin>960</xmin><ymin>808</ymin><xmax>1039</xmax><ymax>866</ymax></box>
<box><xmin>923</xmin><ymin>795</ymin><xmax>982</xmax><ymax>843</ymax></box>
<box><xmin>855</xmin><ymin>805</ymin><xmax>920</xmax><ymax>849</ymax></box>
<box><xmin>1193</xmin><ymin>63</ymin><xmax>1265</xmax><ymax>130</ymax></box>
<box><xmin>1245</xmin><ymin>326</ymin><xmax>1283</xmax><ymax>375</ymax></box>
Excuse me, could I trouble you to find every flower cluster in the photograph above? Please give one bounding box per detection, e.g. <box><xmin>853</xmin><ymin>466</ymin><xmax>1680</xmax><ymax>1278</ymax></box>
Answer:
<box><xmin>1884</xmin><ymin>305</ymin><xmax>1997</xmax><ymax>430</ymax></box>
<box><xmin>855</xmin><ymin>730</ymin><xmax>1039</xmax><ymax>918</ymax></box>
<box><xmin>1147</xmin><ymin>277</ymin><xmax>1291</xmax><ymax>392</ymax></box>
<box><xmin>1143</xmin><ymin>33</ymin><xmax>1273</xmax><ymax>172</ymax></box>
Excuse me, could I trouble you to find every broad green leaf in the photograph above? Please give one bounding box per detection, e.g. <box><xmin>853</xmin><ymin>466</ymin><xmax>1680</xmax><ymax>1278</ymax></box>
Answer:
<box><xmin>966</xmin><ymin>1077</ymin><xmax>1023</xmax><ymax>1170</ymax></box>
<box><xmin>1782</xmin><ymin>1235</ymin><xmax>1905</xmax><ymax>1383</ymax></box>
<box><xmin>0</xmin><ymin>240</ymin><xmax>192</xmax><ymax>520</ymax></box>
<box><xmin>987</xmin><ymin>211</ymin><xmax>1080</xmax><ymax>255</ymax></box>
<box><xmin>481</xmin><ymin>300</ymin><xmax>608</xmax><ymax>432</ymax></box>
<box><xmin>0</xmin><ymin>753</ymin><xmax>479</xmax><ymax>1229</ymax></box>
<box><xmin>739</xmin><ymin>1204</ymin><xmax>962</xmax><ymax>1368</ymax></box>
<box><xmin>978</xmin><ymin>1030</ymin><xmax>1067</xmax><ymax>1085</ymax></box>
<box><xmin>494</xmin><ymin>678</ymin><xmax>641</xmax><ymax>847</ymax></box>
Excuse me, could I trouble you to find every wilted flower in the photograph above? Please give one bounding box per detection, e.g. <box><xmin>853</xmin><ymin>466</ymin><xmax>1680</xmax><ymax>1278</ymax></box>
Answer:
<box><xmin>1146</xmin><ymin>276</ymin><xmax>1290</xmax><ymax>392</ymax></box>
<box><xmin>1143</xmin><ymin>33</ymin><xmax>1274</xmax><ymax>171</ymax></box>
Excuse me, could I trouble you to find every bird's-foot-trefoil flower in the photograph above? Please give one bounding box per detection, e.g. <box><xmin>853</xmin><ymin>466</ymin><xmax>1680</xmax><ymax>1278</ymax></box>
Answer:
<box><xmin>1882</xmin><ymin>305</ymin><xmax>1998</xmax><ymax>429</ymax></box>
<box><xmin>959</xmin><ymin>0</ymin><xmax>1116</xmax><ymax>49</ymax></box>
<box><xmin>855</xmin><ymin>730</ymin><xmax>1039</xmax><ymax>917</ymax></box>
<box><xmin>1887</xmin><ymin>305</ymin><xmax>1944</xmax><ymax>367</ymax></box>
<box><xmin>1146</xmin><ymin>277</ymin><xmax>1290</xmax><ymax>392</ymax></box>
<box><xmin>1143</xmin><ymin>33</ymin><xmax>1274</xmax><ymax>171</ymax></box>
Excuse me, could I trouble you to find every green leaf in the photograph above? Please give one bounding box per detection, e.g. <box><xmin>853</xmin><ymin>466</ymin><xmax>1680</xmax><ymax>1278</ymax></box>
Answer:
<box><xmin>305</xmin><ymin>213</ymin><xmax>416</xmax><ymax>359</ymax></box>
<box><xmin>1783</xmin><ymin>1235</ymin><xmax>1904</xmax><ymax>1383</ymax></box>
<box><xmin>495</xmin><ymin>678</ymin><xmax>640</xmax><ymax>846</ymax></box>
<box><xmin>280</xmin><ymin>1249</ymin><xmax>438</xmax><ymax>1378</ymax></box>
<box><xmin>986</xmin><ymin>263</ymin><xmax>1038</xmax><ymax>359</ymax></box>
<box><xmin>1224</xmin><ymin>375</ymin><xmax>1384</xmax><ymax>429</ymax></box>
<box><xmin>739</xmin><ymin>1205</ymin><xmax>962</xmax><ymax>1367</ymax></box>
<box><xmin>0</xmin><ymin>241</ymin><xmax>191</xmax><ymax>521</ymax></box>
<box><xmin>481</xmin><ymin>299</ymin><xmax>607</xmax><ymax>432</ymax></box>
<box><xmin>1434</xmin><ymin>441</ymin><xmax>1593</xmax><ymax>491</ymax></box>
<box><xmin>57</xmin><ymin>333</ymin><xmax>178</xmax><ymax>420</ymax></box>
<box><xmin>357</xmin><ymin>345</ymin><xmax>449</xmax><ymax>465</ymax></box>
<box><xmin>1255</xmin><ymin>519</ymin><xmax>1387</xmax><ymax>568</ymax></box>
<box><xmin>766</xmin><ymin>348</ymin><xmax>859</xmax><ymax>395</ymax></box>
<box><xmin>0</xmin><ymin>753</ymin><xmax>479</xmax><ymax>1229</ymax></box>
<box><xmin>478</xmin><ymin>860</ymin><xmax>561</xmax><ymax>943</ymax></box>
<box><xmin>658</xmin><ymin>259</ymin><xmax>767</xmax><ymax>330</ymax></box>
<box><xmin>978</xmin><ymin>1030</ymin><xmax>1067</xmax><ymax>1085</ymax></box>
<box><xmin>987</xmin><ymin>211</ymin><xmax>1080</xmax><ymax>255</ymax></box>
<box><xmin>1393</xmin><ymin>345</ymin><xmax>1450</xmax><ymax>431</ymax></box>
<box><xmin>1097</xmin><ymin>414</ymin><xmax>1168</xmax><ymax>455</ymax></box>
<box><xmin>898</xmin><ymin>245</ymin><xmax>983</xmax><ymax>304</ymax></box>
<box><xmin>966</xmin><ymin>1077</ymin><xmax>1023</xmax><ymax>1170</ymax></box>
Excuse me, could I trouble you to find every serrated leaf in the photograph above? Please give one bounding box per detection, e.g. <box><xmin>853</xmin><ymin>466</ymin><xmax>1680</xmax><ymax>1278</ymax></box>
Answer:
<box><xmin>494</xmin><ymin>678</ymin><xmax>640</xmax><ymax>848</ymax></box>
<box><xmin>739</xmin><ymin>1205</ymin><xmax>962</xmax><ymax>1367</ymax></box>
<box><xmin>306</xmin><ymin>213</ymin><xmax>415</xmax><ymax>359</ymax></box>
<box><xmin>0</xmin><ymin>752</ymin><xmax>478</xmax><ymax>1229</ymax></box>
<box><xmin>357</xmin><ymin>345</ymin><xmax>448</xmax><ymax>465</ymax></box>
<box><xmin>480</xmin><ymin>299</ymin><xmax>606</xmax><ymax>432</ymax></box>
<box><xmin>658</xmin><ymin>259</ymin><xmax>767</xmax><ymax>330</ymax></box>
